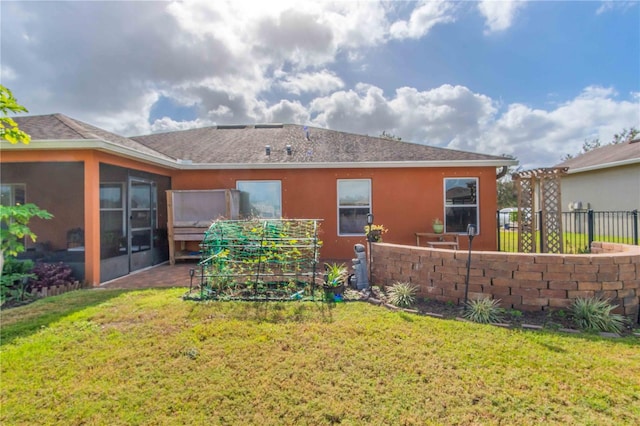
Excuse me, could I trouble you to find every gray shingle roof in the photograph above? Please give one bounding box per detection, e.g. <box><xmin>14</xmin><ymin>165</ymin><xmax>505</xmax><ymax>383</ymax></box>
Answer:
<box><xmin>10</xmin><ymin>114</ymin><xmax>513</xmax><ymax>167</ymax></box>
<box><xmin>12</xmin><ymin>114</ymin><xmax>175</xmax><ymax>161</ymax></box>
<box><xmin>132</xmin><ymin>124</ymin><xmax>509</xmax><ymax>164</ymax></box>
<box><xmin>555</xmin><ymin>139</ymin><xmax>640</xmax><ymax>172</ymax></box>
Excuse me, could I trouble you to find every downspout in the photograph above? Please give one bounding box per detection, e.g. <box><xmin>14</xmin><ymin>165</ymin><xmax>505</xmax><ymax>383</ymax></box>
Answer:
<box><xmin>496</xmin><ymin>165</ymin><xmax>508</xmax><ymax>180</ymax></box>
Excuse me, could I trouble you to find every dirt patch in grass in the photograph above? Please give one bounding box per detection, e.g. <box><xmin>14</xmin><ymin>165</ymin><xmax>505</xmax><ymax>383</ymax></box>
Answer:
<box><xmin>413</xmin><ymin>298</ymin><xmax>576</xmax><ymax>329</ymax></box>
<box><xmin>361</xmin><ymin>289</ymin><xmax>638</xmax><ymax>336</ymax></box>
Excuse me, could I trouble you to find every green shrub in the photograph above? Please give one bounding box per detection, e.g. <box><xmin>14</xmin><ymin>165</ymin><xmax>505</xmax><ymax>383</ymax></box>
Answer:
<box><xmin>571</xmin><ymin>298</ymin><xmax>627</xmax><ymax>333</ymax></box>
<box><xmin>324</xmin><ymin>263</ymin><xmax>348</xmax><ymax>288</ymax></box>
<box><xmin>464</xmin><ymin>298</ymin><xmax>504</xmax><ymax>324</ymax></box>
<box><xmin>387</xmin><ymin>282</ymin><xmax>418</xmax><ymax>308</ymax></box>
<box><xmin>0</xmin><ymin>257</ymin><xmax>35</xmax><ymax>306</ymax></box>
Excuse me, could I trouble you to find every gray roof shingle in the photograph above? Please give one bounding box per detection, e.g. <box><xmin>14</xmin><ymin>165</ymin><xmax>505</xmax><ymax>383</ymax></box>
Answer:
<box><xmin>555</xmin><ymin>139</ymin><xmax>640</xmax><ymax>172</ymax></box>
<box><xmin>12</xmin><ymin>114</ymin><xmax>175</xmax><ymax>161</ymax></box>
<box><xmin>132</xmin><ymin>124</ymin><xmax>509</xmax><ymax>164</ymax></box>
<box><xmin>10</xmin><ymin>114</ymin><xmax>513</xmax><ymax>167</ymax></box>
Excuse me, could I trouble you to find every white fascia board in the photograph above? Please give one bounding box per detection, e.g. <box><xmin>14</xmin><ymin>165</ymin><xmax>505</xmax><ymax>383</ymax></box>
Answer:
<box><xmin>177</xmin><ymin>159</ymin><xmax>518</xmax><ymax>170</ymax></box>
<box><xmin>566</xmin><ymin>158</ymin><xmax>640</xmax><ymax>174</ymax></box>
<box><xmin>3</xmin><ymin>140</ymin><xmax>517</xmax><ymax>170</ymax></box>
<box><xmin>2</xmin><ymin>139</ymin><xmax>179</xmax><ymax>169</ymax></box>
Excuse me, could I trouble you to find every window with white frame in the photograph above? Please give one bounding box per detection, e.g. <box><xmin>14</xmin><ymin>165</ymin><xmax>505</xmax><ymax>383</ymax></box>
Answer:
<box><xmin>237</xmin><ymin>180</ymin><xmax>282</xmax><ymax>218</ymax></box>
<box><xmin>337</xmin><ymin>179</ymin><xmax>371</xmax><ymax>235</ymax></box>
<box><xmin>444</xmin><ymin>178</ymin><xmax>478</xmax><ymax>233</ymax></box>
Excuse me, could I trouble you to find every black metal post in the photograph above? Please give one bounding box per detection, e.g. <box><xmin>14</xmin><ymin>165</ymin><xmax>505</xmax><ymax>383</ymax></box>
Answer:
<box><xmin>632</xmin><ymin>210</ymin><xmax>638</xmax><ymax>246</ymax></box>
<box><xmin>587</xmin><ymin>209</ymin><xmax>595</xmax><ymax>248</ymax></box>
<box><xmin>463</xmin><ymin>224</ymin><xmax>477</xmax><ymax>309</ymax></box>
<box><xmin>366</xmin><ymin>213</ymin><xmax>374</xmax><ymax>286</ymax></box>
<box><xmin>496</xmin><ymin>210</ymin><xmax>501</xmax><ymax>251</ymax></box>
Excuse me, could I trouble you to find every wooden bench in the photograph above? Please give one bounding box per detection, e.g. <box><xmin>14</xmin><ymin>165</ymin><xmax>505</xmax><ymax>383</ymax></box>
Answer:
<box><xmin>415</xmin><ymin>232</ymin><xmax>460</xmax><ymax>250</ymax></box>
<box><xmin>168</xmin><ymin>225</ymin><xmax>209</xmax><ymax>264</ymax></box>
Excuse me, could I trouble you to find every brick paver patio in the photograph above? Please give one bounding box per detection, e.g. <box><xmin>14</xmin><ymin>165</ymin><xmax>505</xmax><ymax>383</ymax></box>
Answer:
<box><xmin>99</xmin><ymin>261</ymin><xmax>198</xmax><ymax>289</ymax></box>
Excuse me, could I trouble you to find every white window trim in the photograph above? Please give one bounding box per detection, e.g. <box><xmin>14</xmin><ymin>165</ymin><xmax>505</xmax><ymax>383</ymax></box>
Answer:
<box><xmin>443</xmin><ymin>177</ymin><xmax>479</xmax><ymax>234</ymax></box>
<box><xmin>337</xmin><ymin>178</ymin><xmax>372</xmax><ymax>236</ymax></box>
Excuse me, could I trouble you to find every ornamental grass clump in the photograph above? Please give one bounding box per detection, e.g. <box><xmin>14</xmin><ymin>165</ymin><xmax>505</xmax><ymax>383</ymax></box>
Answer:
<box><xmin>463</xmin><ymin>298</ymin><xmax>504</xmax><ymax>324</ymax></box>
<box><xmin>387</xmin><ymin>281</ymin><xmax>418</xmax><ymax>308</ymax></box>
<box><xmin>571</xmin><ymin>297</ymin><xmax>627</xmax><ymax>334</ymax></box>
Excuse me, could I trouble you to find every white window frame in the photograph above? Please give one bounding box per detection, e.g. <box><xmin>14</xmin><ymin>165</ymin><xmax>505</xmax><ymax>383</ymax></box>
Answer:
<box><xmin>443</xmin><ymin>177</ymin><xmax>479</xmax><ymax>234</ymax></box>
<box><xmin>236</xmin><ymin>180</ymin><xmax>282</xmax><ymax>218</ymax></box>
<box><xmin>337</xmin><ymin>179</ymin><xmax>371</xmax><ymax>236</ymax></box>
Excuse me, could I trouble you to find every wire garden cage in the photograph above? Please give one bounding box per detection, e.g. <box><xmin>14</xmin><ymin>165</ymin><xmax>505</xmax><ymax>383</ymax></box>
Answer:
<box><xmin>184</xmin><ymin>219</ymin><xmax>323</xmax><ymax>301</ymax></box>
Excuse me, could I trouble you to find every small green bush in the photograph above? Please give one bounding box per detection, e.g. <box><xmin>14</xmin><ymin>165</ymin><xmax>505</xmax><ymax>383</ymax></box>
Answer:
<box><xmin>387</xmin><ymin>282</ymin><xmax>418</xmax><ymax>308</ymax></box>
<box><xmin>571</xmin><ymin>297</ymin><xmax>627</xmax><ymax>333</ymax></box>
<box><xmin>464</xmin><ymin>298</ymin><xmax>504</xmax><ymax>324</ymax></box>
<box><xmin>0</xmin><ymin>257</ymin><xmax>35</xmax><ymax>306</ymax></box>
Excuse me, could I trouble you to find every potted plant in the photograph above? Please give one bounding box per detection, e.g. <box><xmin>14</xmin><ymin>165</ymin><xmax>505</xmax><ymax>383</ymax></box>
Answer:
<box><xmin>432</xmin><ymin>218</ymin><xmax>444</xmax><ymax>234</ymax></box>
<box><xmin>324</xmin><ymin>262</ymin><xmax>348</xmax><ymax>298</ymax></box>
<box><xmin>364</xmin><ymin>224</ymin><xmax>388</xmax><ymax>242</ymax></box>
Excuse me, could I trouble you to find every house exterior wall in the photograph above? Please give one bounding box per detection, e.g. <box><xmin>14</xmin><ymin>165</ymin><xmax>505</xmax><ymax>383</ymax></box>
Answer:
<box><xmin>3</xmin><ymin>149</ymin><xmax>501</xmax><ymax>282</ymax></box>
<box><xmin>370</xmin><ymin>241</ymin><xmax>640</xmax><ymax>320</ymax></box>
<box><xmin>561</xmin><ymin>163</ymin><xmax>640</xmax><ymax>211</ymax></box>
<box><xmin>172</xmin><ymin>166</ymin><xmax>499</xmax><ymax>261</ymax></box>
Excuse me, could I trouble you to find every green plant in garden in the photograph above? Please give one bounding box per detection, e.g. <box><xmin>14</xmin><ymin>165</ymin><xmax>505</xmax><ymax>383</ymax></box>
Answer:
<box><xmin>0</xmin><ymin>258</ymin><xmax>35</xmax><ymax>306</ymax></box>
<box><xmin>464</xmin><ymin>298</ymin><xmax>504</xmax><ymax>324</ymax></box>
<box><xmin>0</xmin><ymin>85</ymin><xmax>53</xmax><ymax>273</ymax></box>
<box><xmin>324</xmin><ymin>263</ymin><xmax>348</xmax><ymax>288</ymax></box>
<box><xmin>387</xmin><ymin>281</ymin><xmax>418</xmax><ymax>308</ymax></box>
<box><xmin>571</xmin><ymin>297</ymin><xmax>627</xmax><ymax>333</ymax></box>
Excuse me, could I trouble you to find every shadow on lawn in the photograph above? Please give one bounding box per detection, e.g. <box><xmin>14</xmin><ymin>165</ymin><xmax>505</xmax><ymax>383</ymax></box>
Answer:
<box><xmin>0</xmin><ymin>289</ymin><xmax>128</xmax><ymax>346</ymax></box>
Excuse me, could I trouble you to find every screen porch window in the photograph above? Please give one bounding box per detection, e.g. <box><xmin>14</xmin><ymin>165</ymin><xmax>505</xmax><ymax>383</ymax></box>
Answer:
<box><xmin>0</xmin><ymin>183</ymin><xmax>26</xmax><ymax>207</ymax></box>
<box><xmin>337</xmin><ymin>179</ymin><xmax>371</xmax><ymax>236</ymax></box>
<box><xmin>444</xmin><ymin>178</ymin><xmax>478</xmax><ymax>233</ymax></box>
<box><xmin>100</xmin><ymin>183</ymin><xmax>126</xmax><ymax>259</ymax></box>
<box><xmin>236</xmin><ymin>180</ymin><xmax>282</xmax><ymax>219</ymax></box>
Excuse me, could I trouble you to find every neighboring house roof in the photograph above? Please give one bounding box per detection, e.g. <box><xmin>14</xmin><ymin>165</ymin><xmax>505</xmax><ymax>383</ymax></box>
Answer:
<box><xmin>555</xmin><ymin>138</ymin><xmax>640</xmax><ymax>174</ymax></box>
<box><xmin>7</xmin><ymin>113</ymin><xmax>516</xmax><ymax>170</ymax></box>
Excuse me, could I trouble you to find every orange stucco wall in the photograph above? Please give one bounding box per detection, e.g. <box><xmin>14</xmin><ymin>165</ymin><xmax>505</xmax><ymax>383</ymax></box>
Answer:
<box><xmin>172</xmin><ymin>166</ymin><xmax>498</xmax><ymax>261</ymax></box>
<box><xmin>3</xmin><ymin>148</ymin><xmax>499</xmax><ymax>281</ymax></box>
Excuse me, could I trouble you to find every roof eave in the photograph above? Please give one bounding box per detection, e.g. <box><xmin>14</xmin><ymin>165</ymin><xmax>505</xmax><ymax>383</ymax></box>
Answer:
<box><xmin>565</xmin><ymin>158</ymin><xmax>640</xmax><ymax>174</ymax></box>
<box><xmin>3</xmin><ymin>140</ymin><xmax>517</xmax><ymax>170</ymax></box>
<box><xmin>2</xmin><ymin>139</ymin><xmax>179</xmax><ymax>169</ymax></box>
<box><xmin>174</xmin><ymin>159</ymin><xmax>517</xmax><ymax>170</ymax></box>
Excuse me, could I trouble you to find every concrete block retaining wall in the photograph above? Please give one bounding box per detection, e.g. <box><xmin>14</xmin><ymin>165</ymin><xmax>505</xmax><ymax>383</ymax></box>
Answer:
<box><xmin>370</xmin><ymin>242</ymin><xmax>640</xmax><ymax>320</ymax></box>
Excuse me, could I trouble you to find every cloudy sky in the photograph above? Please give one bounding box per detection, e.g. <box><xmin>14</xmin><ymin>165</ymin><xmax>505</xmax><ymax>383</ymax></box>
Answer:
<box><xmin>2</xmin><ymin>0</ymin><xmax>638</xmax><ymax>169</ymax></box>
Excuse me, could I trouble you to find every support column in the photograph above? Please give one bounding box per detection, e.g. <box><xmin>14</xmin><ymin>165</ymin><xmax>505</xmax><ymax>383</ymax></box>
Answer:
<box><xmin>84</xmin><ymin>153</ymin><xmax>101</xmax><ymax>285</ymax></box>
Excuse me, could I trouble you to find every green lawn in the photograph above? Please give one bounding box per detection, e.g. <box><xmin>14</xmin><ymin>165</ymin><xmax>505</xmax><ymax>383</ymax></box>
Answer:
<box><xmin>498</xmin><ymin>230</ymin><xmax>636</xmax><ymax>253</ymax></box>
<box><xmin>2</xmin><ymin>289</ymin><xmax>639</xmax><ymax>425</ymax></box>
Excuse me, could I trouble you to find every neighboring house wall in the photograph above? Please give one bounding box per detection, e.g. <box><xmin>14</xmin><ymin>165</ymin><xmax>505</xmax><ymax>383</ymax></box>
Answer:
<box><xmin>370</xmin><ymin>242</ymin><xmax>640</xmax><ymax>319</ymax></box>
<box><xmin>171</xmin><ymin>166</ymin><xmax>500</xmax><ymax>260</ymax></box>
<box><xmin>561</xmin><ymin>163</ymin><xmax>640</xmax><ymax>211</ymax></box>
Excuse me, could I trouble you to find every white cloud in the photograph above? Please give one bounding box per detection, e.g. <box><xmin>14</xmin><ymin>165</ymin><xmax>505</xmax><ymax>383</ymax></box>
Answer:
<box><xmin>477</xmin><ymin>0</ymin><xmax>527</xmax><ymax>34</ymax></box>
<box><xmin>278</xmin><ymin>71</ymin><xmax>344</xmax><ymax>95</ymax></box>
<box><xmin>596</xmin><ymin>1</ymin><xmax>638</xmax><ymax>15</ymax></box>
<box><xmin>389</xmin><ymin>0</ymin><xmax>456</xmax><ymax>39</ymax></box>
<box><xmin>473</xmin><ymin>86</ymin><xmax>640</xmax><ymax>168</ymax></box>
<box><xmin>1</xmin><ymin>65</ymin><xmax>17</xmax><ymax>82</ymax></box>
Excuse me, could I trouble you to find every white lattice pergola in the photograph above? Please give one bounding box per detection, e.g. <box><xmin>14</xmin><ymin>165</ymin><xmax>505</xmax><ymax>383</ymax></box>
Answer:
<box><xmin>512</xmin><ymin>168</ymin><xmax>568</xmax><ymax>253</ymax></box>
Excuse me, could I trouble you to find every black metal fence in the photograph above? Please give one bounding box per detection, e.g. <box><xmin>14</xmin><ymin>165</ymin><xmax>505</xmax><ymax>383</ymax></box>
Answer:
<box><xmin>497</xmin><ymin>210</ymin><xmax>639</xmax><ymax>253</ymax></box>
